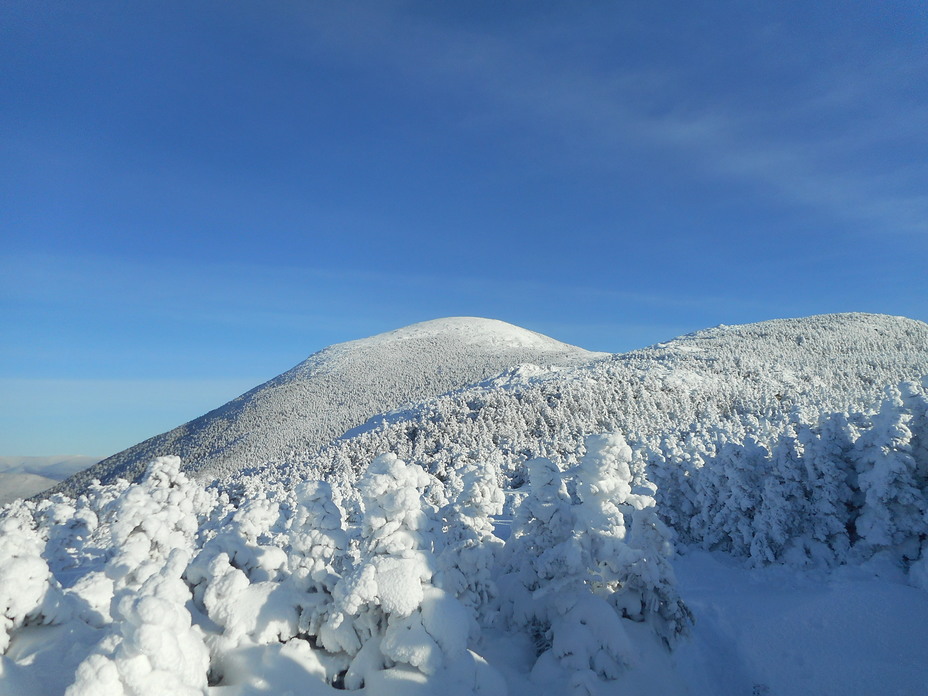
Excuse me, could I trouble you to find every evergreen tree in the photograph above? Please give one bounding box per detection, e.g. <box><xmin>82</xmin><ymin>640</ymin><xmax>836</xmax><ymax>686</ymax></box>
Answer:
<box><xmin>435</xmin><ymin>460</ymin><xmax>505</xmax><ymax>628</ymax></box>
<box><xmin>798</xmin><ymin>412</ymin><xmax>854</xmax><ymax>563</ymax></box>
<box><xmin>751</xmin><ymin>427</ymin><xmax>809</xmax><ymax>565</ymax></box>
<box><xmin>854</xmin><ymin>386</ymin><xmax>928</xmax><ymax>559</ymax></box>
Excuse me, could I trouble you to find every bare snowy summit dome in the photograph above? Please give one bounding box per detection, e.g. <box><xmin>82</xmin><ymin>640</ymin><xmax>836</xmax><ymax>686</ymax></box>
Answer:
<box><xmin>52</xmin><ymin>317</ymin><xmax>599</xmax><ymax>495</ymax></box>
<box><xmin>350</xmin><ymin>317</ymin><xmax>579</xmax><ymax>351</ymax></box>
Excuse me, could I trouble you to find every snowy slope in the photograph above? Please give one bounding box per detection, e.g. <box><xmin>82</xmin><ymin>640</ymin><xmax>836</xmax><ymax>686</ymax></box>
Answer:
<box><xmin>0</xmin><ymin>473</ymin><xmax>59</xmax><ymax>504</ymax></box>
<box><xmin>227</xmin><ymin>313</ymin><xmax>928</xmax><ymax>502</ymax></box>
<box><xmin>51</xmin><ymin>318</ymin><xmax>600</xmax><ymax>495</ymax></box>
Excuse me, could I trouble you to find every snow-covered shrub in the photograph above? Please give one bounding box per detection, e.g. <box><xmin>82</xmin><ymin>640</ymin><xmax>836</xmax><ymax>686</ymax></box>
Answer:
<box><xmin>33</xmin><ymin>495</ymin><xmax>99</xmax><ymax>573</ymax></box>
<box><xmin>289</xmin><ymin>479</ymin><xmax>348</xmax><ymax>591</ymax></box>
<box><xmin>100</xmin><ymin>456</ymin><xmax>210</xmax><ymax>592</ymax></box>
<box><xmin>0</xmin><ymin>505</ymin><xmax>69</xmax><ymax>653</ymax></box>
<box><xmin>185</xmin><ymin>492</ymin><xmax>287</xmax><ymax>615</ymax></box>
<box><xmin>197</xmin><ymin>550</ymin><xmax>303</xmax><ymax>647</ymax></box>
<box><xmin>184</xmin><ymin>494</ymin><xmax>306</xmax><ymax>672</ymax></box>
<box><xmin>321</xmin><ymin>453</ymin><xmax>471</xmax><ymax>689</ymax></box>
<box><xmin>66</xmin><ymin>549</ymin><xmax>209</xmax><ymax>696</ymax></box>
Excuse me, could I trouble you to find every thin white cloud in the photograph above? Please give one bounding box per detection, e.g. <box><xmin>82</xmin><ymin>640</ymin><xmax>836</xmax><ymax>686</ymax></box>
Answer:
<box><xmin>282</xmin><ymin>4</ymin><xmax>928</xmax><ymax>236</ymax></box>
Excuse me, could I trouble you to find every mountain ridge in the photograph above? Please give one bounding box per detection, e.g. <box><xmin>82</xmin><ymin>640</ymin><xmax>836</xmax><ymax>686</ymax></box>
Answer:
<box><xmin>51</xmin><ymin>317</ymin><xmax>599</xmax><ymax>494</ymax></box>
<box><xmin>50</xmin><ymin>313</ymin><xmax>928</xmax><ymax>498</ymax></box>
<box><xmin>221</xmin><ymin>312</ymin><xmax>928</xmax><ymax>505</ymax></box>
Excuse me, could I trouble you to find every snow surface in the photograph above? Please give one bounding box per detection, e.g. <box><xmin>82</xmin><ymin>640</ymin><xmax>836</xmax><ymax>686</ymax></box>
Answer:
<box><xmin>673</xmin><ymin>550</ymin><xmax>928</xmax><ymax>696</ymax></box>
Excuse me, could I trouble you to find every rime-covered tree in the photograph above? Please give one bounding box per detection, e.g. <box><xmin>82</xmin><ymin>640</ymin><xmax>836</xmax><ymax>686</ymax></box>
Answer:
<box><xmin>101</xmin><ymin>457</ymin><xmax>211</xmax><ymax>593</ymax></box>
<box><xmin>751</xmin><ymin>427</ymin><xmax>809</xmax><ymax>565</ymax></box>
<box><xmin>900</xmin><ymin>380</ymin><xmax>928</xmax><ymax>482</ymax></box>
<box><xmin>321</xmin><ymin>453</ymin><xmax>471</xmax><ymax>688</ymax></box>
<box><xmin>797</xmin><ymin>412</ymin><xmax>855</xmax><ymax>563</ymax></box>
<box><xmin>0</xmin><ymin>505</ymin><xmax>69</xmax><ymax>654</ymax></box>
<box><xmin>854</xmin><ymin>386</ymin><xmax>928</xmax><ymax>560</ymax></box>
<box><xmin>66</xmin><ymin>549</ymin><xmax>209</xmax><ymax>696</ymax></box>
<box><xmin>501</xmin><ymin>453</ymin><xmax>632</xmax><ymax>690</ymax></box>
<box><xmin>575</xmin><ymin>433</ymin><xmax>691</xmax><ymax>647</ymax></box>
<box><xmin>289</xmin><ymin>480</ymin><xmax>348</xmax><ymax>590</ymax></box>
<box><xmin>435</xmin><ymin>459</ymin><xmax>505</xmax><ymax>628</ymax></box>
<box><xmin>704</xmin><ymin>438</ymin><xmax>768</xmax><ymax>555</ymax></box>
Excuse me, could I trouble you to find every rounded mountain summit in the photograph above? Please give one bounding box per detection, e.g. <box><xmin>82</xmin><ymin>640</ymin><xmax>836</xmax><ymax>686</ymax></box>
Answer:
<box><xmin>57</xmin><ymin>318</ymin><xmax>601</xmax><ymax>492</ymax></box>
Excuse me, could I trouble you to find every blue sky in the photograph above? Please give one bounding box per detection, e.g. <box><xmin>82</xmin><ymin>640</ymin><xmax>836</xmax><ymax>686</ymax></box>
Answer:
<box><xmin>2</xmin><ymin>1</ymin><xmax>927</xmax><ymax>456</ymax></box>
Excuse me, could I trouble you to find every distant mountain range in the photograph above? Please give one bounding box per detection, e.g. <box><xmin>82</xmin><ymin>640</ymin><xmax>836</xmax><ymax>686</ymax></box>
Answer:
<box><xmin>0</xmin><ymin>455</ymin><xmax>99</xmax><ymax>503</ymax></box>
<box><xmin>50</xmin><ymin>313</ymin><xmax>928</xmax><ymax>499</ymax></box>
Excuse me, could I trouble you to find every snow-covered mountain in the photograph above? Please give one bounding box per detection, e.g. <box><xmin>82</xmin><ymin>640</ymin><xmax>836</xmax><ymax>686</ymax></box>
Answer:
<box><xmin>0</xmin><ymin>456</ymin><xmax>98</xmax><ymax>504</ymax></box>
<box><xmin>53</xmin><ymin>318</ymin><xmax>601</xmax><ymax>495</ymax></box>
<box><xmin>7</xmin><ymin>312</ymin><xmax>928</xmax><ymax>695</ymax></box>
<box><xmin>224</xmin><ymin>312</ymin><xmax>928</xmax><ymax>504</ymax></box>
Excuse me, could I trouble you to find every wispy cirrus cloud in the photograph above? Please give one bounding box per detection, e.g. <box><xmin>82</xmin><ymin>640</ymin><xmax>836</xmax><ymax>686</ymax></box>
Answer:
<box><xmin>284</xmin><ymin>3</ymin><xmax>928</xmax><ymax>236</ymax></box>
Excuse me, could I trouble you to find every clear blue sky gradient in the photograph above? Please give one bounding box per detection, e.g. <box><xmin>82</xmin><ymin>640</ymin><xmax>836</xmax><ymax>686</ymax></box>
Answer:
<box><xmin>2</xmin><ymin>1</ymin><xmax>927</xmax><ymax>456</ymax></box>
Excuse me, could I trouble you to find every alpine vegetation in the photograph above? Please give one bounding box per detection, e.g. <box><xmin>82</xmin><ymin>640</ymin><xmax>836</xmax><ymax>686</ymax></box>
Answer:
<box><xmin>2</xmin><ymin>436</ymin><xmax>689</xmax><ymax>695</ymax></box>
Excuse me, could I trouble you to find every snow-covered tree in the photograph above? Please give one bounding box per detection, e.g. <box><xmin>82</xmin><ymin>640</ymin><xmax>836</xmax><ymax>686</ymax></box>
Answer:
<box><xmin>321</xmin><ymin>453</ymin><xmax>471</xmax><ymax>689</ymax></box>
<box><xmin>900</xmin><ymin>379</ymin><xmax>928</xmax><ymax>483</ymax></box>
<box><xmin>797</xmin><ymin>412</ymin><xmax>855</xmax><ymax>564</ymax></box>
<box><xmin>501</xmin><ymin>457</ymin><xmax>577</xmax><ymax>632</ymax></box>
<box><xmin>0</xmin><ymin>505</ymin><xmax>69</xmax><ymax>653</ymax></box>
<box><xmin>435</xmin><ymin>459</ymin><xmax>505</xmax><ymax>628</ymax></box>
<box><xmin>185</xmin><ymin>492</ymin><xmax>304</xmax><ymax>664</ymax></box>
<box><xmin>501</xmin><ymin>453</ymin><xmax>631</xmax><ymax>688</ymax></box>
<box><xmin>575</xmin><ymin>434</ymin><xmax>691</xmax><ymax>647</ymax></box>
<box><xmin>289</xmin><ymin>480</ymin><xmax>349</xmax><ymax>644</ymax></box>
<box><xmin>502</xmin><ymin>434</ymin><xmax>691</xmax><ymax>693</ymax></box>
<box><xmin>702</xmin><ymin>438</ymin><xmax>768</xmax><ymax>555</ymax></box>
<box><xmin>751</xmin><ymin>427</ymin><xmax>810</xmax><ymax>565</ymax></box>
<box><xmin>854</xmin><ymin>386</ymin><xmax>928</xmax><ymax>560</ymax></box>
<box><xmin>101</xmin><ymin>457</ymin><xmax>210</xmax><ymax>593</ymax></box>
<box><xmin>289</xmin><ymin>480</ymin><xmax>348</xmax><ymax>591</ymax></box>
